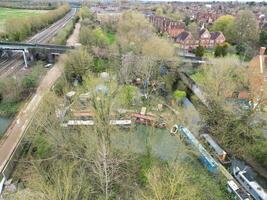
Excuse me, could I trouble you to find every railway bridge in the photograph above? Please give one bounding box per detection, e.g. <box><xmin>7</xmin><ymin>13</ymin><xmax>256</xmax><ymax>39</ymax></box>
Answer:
<box><xmin>0</xmin><ymin>42</ymin><xmax>74</xmax><ymax>68</ymax></box>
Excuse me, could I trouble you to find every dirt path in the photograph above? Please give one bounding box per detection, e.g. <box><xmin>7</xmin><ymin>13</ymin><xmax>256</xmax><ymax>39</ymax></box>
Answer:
<box><xmin>0</xmin><ymin>22</ymin><xmax>80</xmax><ymax>174</ymax></box>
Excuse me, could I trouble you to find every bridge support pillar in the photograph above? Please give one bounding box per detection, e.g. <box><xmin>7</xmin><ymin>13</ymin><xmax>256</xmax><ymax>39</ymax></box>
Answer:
<box><xmin>22</xmin><ymin>50</ymin><xmax>28</xmax><ymax>68</ymax></box>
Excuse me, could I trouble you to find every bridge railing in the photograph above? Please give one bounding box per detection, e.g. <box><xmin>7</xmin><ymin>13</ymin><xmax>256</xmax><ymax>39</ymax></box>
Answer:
<box><xmin>0</xmin><ymin>42</ymin><xmax>74</xmax><ymax>51</ymax></box>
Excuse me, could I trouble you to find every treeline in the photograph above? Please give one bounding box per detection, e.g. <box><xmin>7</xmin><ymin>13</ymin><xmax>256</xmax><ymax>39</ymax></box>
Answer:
<box><xmin>193</xmin><ymin>57</ymin><xmax>267</xmax><ymax>172</ymax></box>
<box><xmin>0</xmin><ymin>62</ymin><xmax>45</xmax><ymax>117</ymax></box>
<box><xmin>0</xmin><ymin>1</ymin><xmax>58</xmax><ymax>10</ymax></box>
<box><xmin>1</xmin><ymin>4</ymin><xmax>70</xmax><ymax>42</ymax></box>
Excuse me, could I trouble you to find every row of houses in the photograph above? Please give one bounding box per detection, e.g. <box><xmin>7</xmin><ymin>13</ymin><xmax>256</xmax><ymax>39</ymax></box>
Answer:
<box><xmin>176</xmin><ymin>28</ymin><xmax>225</xmax><ymax>49</ymax></box>
<box><xmin>148</xmin><ymin>15</ymin><xmax>185</xmax><ymax>37</ymax></box>
<box><xmin>149</xmin><ymin>15</ymin><xmax>225</xmax><ymax>50</ymax></box>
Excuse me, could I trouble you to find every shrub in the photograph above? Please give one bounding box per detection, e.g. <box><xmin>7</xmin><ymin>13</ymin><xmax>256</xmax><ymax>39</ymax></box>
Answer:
<box><xmin>173</xmin><ymin>90</ymin><xmax>186</xmax><ymax>102</ymax></box>
<box><xmin>0</xmin><ymin>101</ymin><xmax>21</xmax><ymax>117</ymax></box>
<box><xmin>119</xmin><ymin>85</ymin><xmax>138</xmax><ymax>106</ymax></box>
<box><xmin>193</xmin><ymin>46</ymin><xmax>205</xmax><ymax>58</ymax></box>
<box><xmin>22</xmin><ymin>75</ymin><xmax>36</xmax><ymax>89</ymax></box>
<box><xmin>80</xmin><ymin>27</ymin><xmax>110</xmax><ymax>48</ymax></box>
<box><xmin>53</xmin><ymin>77</ymin><xmax>66</xmax><ymax>96</ymax></box>
<box><xmin>214</xmin><ymin>43</ymin><xmax>229</xmax><ymax>57</ymax></box>
<box><xmin>33</xmin><ymin>135</ymin><xmax>52</xmax><ymax>158</ymax></box>
<box><xmin>64</xmin><ymin>49</ymin><xmax>93</xmax><ymax>83</ymax></box>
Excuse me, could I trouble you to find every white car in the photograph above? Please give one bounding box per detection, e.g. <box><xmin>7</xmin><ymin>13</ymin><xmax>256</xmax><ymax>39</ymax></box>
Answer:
<box><xmin>44</xmin><ymin>63</ymin><xmax>52</xmax><ymax>68</ymax></box>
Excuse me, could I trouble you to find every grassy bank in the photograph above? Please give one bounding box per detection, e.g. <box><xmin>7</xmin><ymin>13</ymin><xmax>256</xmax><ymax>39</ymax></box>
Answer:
<box><xmin>0</xmin><ymin>7</ymin><xmax>47</xmax><ymax>32</ymax></box>
<box><xmin>0</xmin><ymin>4</ymin><xmax>70</xmax><ymax>41</ymax></box>
<box><xmin>50</xmin><ymin>16</ymin><xmax>79</xmax><ymax>45</ymax></box>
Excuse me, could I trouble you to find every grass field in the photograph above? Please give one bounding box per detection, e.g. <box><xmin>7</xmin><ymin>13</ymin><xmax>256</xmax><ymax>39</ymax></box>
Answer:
<box><xmin>0</xmin><ymin>7</ymin><xmax>47</xmax><ymax>32</ymax></box>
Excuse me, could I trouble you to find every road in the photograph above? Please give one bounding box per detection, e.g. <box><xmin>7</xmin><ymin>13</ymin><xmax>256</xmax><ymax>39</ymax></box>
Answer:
<box><xmin>0</xmin><ymin>21</ymin><xmax>80</xmax><ymax>177</ymax></box>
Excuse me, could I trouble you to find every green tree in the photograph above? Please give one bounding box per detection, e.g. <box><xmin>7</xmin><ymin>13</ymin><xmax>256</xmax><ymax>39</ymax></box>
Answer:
<box><xmin>22</xmin><ymin>75</ymin><xmax>36</xmax><ymax>89</ymax></box>
<box><xmin>64</xmin><ymin>49</ymin><xmax>93</xmax><ymax>83</ymax></box>
<box><xmin>173</xmin><ymin>90</ymin><xmax>186</xmax><ymax>101</ymax></box>
<box><xmin>117</xmin><ymin>11</ymin><xmax>154</xmax><ymax>53</ymax></box>
<box><xmin>214</xmin><ymin>43</ymin><xmax>228</xmax><ymax>57</ymax></box>
<box><xmin>187</xmin><ymin>22</ymin><xmax>199</xmax><ymax>39</ymax></box>
<box><xmin>212</xmin><ymin>15</ymin><xmax>235</xmax><ymax>33</ymax></box>
<box><xmin>194</xmin><ymin>46</ymin><xmax>205</xmax><ymax>57</ymax></box>
<box><xmin>183</xmin><ymin>16</ymin><xmax>191</xmax><ymax>26</ymax></box>
<box><xmin>232</xmin><ymin>10</ymin><xmax>259</xmax><ymax>44</ymax></box>
<box><xmin>80</xmin><ymin>27</ymin><xmax>109</xmax><ymax>48</ymax></box>
<box><xmin>259</xmin><ymin>30</ymin><xmax>267</xmax><ymax>47</ymax></box>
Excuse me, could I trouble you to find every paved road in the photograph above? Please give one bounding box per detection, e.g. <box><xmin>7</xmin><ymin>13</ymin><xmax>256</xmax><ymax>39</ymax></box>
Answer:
<box><xmin>0</xmin><ymin>22</ymin><xmax>80</xmax><ymax>174</ymax></box>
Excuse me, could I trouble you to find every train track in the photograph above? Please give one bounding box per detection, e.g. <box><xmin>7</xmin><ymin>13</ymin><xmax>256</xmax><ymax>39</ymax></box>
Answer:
<box><xmin>0</xmin><ymin>8</ymin><xmax>77</xmax><ymax>78</ymax></box>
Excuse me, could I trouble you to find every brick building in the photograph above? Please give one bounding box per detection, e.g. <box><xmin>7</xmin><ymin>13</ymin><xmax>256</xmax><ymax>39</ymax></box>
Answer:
<box><xmin>175</xmin><ymin>31</ymin><xmax>196</xmax><ymax>50</ymax></box>
<box><xmin>149</xmin><ymin>15</ymin><xmax>185</xmax><ymax>37</ymax></box>
<box><xmin>175</xmin><ymin>28</ymin><xmax>225</xmax><ymax>49</ymax></box>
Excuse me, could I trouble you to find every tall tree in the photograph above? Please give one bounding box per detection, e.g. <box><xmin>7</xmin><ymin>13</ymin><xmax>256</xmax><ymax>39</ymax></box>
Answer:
<box><xmin>212</xmin><ymin>15</ymin><xmax>234</xmax><ymax>33</ymax></box>
<box><xmin>259</xmin><ymin>30</ymin><xmax>267</xmax><ymax>47</ymax></box>
<box><xmin>232</xmin><ymin>10</ymin><xmax>259</xmax><ymax>44</ymax></box>
<box><xmin>211</xmin><ymin>15</ymin><xmax>235</xmax><ymax>42</ymax></box>
<box><xmin>187</xmin><ymin>22</ymin><xmax>199</xmax><ymax>39</ymax></box>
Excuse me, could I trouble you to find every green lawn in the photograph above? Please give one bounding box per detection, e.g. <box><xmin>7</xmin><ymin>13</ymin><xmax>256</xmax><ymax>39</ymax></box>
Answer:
<box><xmin>0</xmin><ymin>7</ymin><xmax>47</xmax><ymax>32</ymax></box>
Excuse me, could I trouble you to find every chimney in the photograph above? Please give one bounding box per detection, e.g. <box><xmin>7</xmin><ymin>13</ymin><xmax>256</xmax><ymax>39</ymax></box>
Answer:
<box><xmin>259</xmin><ymin>47</ymin><xmax>266</xmax><ymax>55</ymax></box>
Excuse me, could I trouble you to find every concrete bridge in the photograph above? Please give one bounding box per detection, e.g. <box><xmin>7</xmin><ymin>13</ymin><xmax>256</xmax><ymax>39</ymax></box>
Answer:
<box><xmin>0</xmin><ymin>42</ymin><xmax>74</xmax><ymax>67</ymax></box>
<box><xmin>178</xmin><ymin>71</ymin><xmax>210</xmax><ymax>109</ymax></box>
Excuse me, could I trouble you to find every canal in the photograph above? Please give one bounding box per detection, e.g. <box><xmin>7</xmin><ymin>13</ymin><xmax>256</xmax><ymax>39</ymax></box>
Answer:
<box><xmin>0</xmin><ymin>117</ymin><xmax>11</xmax><ymax>136</ymax></box>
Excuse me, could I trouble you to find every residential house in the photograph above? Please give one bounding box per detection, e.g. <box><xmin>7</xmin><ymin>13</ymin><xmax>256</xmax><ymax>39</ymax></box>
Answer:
<box><xmin>175</xmin><ymin>31</ymin><xmax>195</xmax><ymax>50</ymax></box>
<box><xmin>199</xmin><ymin>28</ymin><xmax>211</xmax><ymax>48</ymax></box>
<box><xmin>175</xmin><ymin>28</ymin><xmax>225</xmax><ymax>49</ymax></box>
<box><xmin>149</xmin><ymin>15</ymin><xmax>185</xmax><ymax>37</ymax></box>
<box><xmin>210</xmin><ymin>31</ymin><xmax>225</xmax><ymax>48</ymax></box>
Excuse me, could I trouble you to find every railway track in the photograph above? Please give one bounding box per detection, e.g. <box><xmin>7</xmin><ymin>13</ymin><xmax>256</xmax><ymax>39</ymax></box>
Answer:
<box><xmin>0</xmin><ymin>8</ymin><xmax>77</xmax><ymax>78</ymax></box>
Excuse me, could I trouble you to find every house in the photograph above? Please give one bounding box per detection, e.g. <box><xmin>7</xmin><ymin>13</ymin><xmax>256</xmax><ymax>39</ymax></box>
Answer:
<box><xmin>210</xmin><ymin>31</ymin><xmax>225</xmax><ymax>48</ymax></box>
<box><xmin>149</xmin><ymin>15</ymin><xmax>185</xmax><ymax>38</ymax></box>
<box><xmin>199</xmin><ymin>28</ymin><xmax>211</xmax><ymax>48</ymax></box>
<box><xmin>167</xmin><ymin>21</ymin><xmax>186</xmax><ymax>37</ymax></box>
<box><xmin>175</xmin><ymin>31</ymin><xmax>195</xmax><ymax>50</ymax></box>
<box><xmin>175</xmin><ymin>27</ymin><xmax>225</xmax><ymax>50</ymax></box>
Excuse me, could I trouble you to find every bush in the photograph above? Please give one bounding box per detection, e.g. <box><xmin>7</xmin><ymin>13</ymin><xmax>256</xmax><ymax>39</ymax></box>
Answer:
<box><xmin>173</xmin><ymin>90</ymin><xmax>186</xmax><ymax>102</ymax></box>
<box><xmin>22</xmin><ymin>75</ymin><xmax>37</xmax><ymax>89</ymax></box>
<box><xmin>214</xmin><ymin>43</ymin><xmax>229</xmax><ymax>57</ymax></box>
<box><xmin>92</xmin><ymin>58</ymin><xmax>108</xmax><ymax>73</ymax></box>
<box><xmin>79</xmin><ymin>6</ymin><xmax>94</xmax><ymax>20</ymax></box>
<box><xmin>138</xmin><ymin>151</ymin><xmax>155</xmax><ymax>186</ymax></box>
<box><xmin>33</xmin><ymin>135</ymin><xmax>52</xmax><ymax>158</ymax></box>
<box><xmin>249</xmin><ymin>140</ymin><xmax>267</xmax><ymax>167</ymax></box>
<box><xmin>119</xmin><ymin>85</ymin><xmax>138</xmax><ymax>106</ymax></box>
<box><xmin>64</xmin><ymin>49</ymin><xmax>93</xmax><ymax>83</ymax></box>
<box><xmin>80</xmin><ymin>27</ymin><xmax>110</xmax><ymax>48</ymax></box>
<box><xmin>53</xmin><ymin>77</ymin><xmax>66</xmax><ymax>96</ymax></box>
<box><xmin>0</xmin><ymin>101</ymin><xmax>21</xmax><ymax>117</ymax></box>
<box><xmin>193</xmin><ymin>46</ymin><xmax>205</xmax><ymax>58</ymax></box>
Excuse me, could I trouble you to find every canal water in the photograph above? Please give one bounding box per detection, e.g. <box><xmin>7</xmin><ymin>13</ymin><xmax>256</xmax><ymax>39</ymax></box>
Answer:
<box><xmin>0</xmin><ymin>117</ymin><xmax>11</xmax><ymax>136</ymax></box>
<box><xmin>112</xmin><ymin>125</ymin><xmax>184</xmax><ymax>162</ymax></box>
<box><xmin>110</xmin><ymin>98</ymin><xmax>200</xmax><ymax>162</ymax></box>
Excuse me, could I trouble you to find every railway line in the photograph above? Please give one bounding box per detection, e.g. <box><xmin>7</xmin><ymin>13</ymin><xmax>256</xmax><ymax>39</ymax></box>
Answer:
<box><xmin>0</xmin><ymin>8</ymin><xmax>77</xmax><ymax>78</ymax></box>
